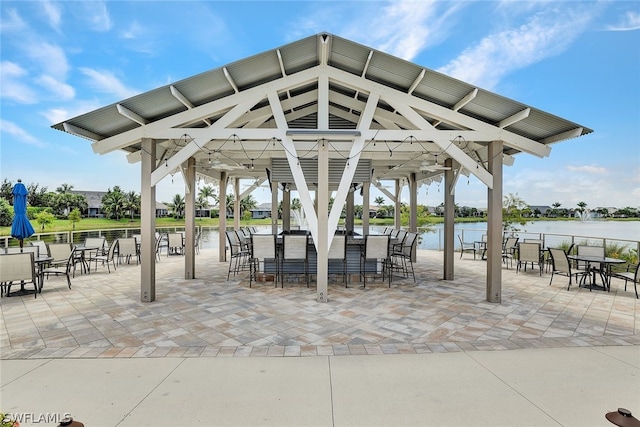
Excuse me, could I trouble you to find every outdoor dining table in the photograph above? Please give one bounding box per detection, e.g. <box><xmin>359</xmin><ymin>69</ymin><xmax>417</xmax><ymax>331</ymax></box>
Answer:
<box><xmin>567</xmin><ymin>254</ymin><xmax>625</xmax><ymax>291</ymax></box>
<box><xmin>73</xmin><ymin>245</ymin><xmax>99</xmax><ymax>274</ymax></box>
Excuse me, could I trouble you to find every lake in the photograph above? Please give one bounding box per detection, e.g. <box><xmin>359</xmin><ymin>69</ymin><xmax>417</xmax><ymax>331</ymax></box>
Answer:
<box><xmin>198</xmin><ymin>220</ymin><xmax>639</xmax><ymax>252</ymax></box>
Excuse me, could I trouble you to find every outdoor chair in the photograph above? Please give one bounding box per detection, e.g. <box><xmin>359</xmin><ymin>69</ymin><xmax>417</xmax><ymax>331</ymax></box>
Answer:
<box><xmin>576</xmin><ymin>245</ymin><xmax>605</xmax><ymax>275</ymax></box>
<box><xmin>225</xmin><ymin>230</ymin><xmax>250</xmax><ymax>280</ymax></box>
<box><xmin>90</xmin><ymin>239</ymin><xmax>118</xmax><ymax>273</ymax></box>
<box><xmin>0</xmin><ymin>252</ymin><xmax>38</xmax><ymax>298</ymax></box>
<box><xmin>30</xmin><ymin>240</ymin><xmax>49</xmax><ymax>257</ymax></box>
<box><xmin>502</xmin><ymin>237</ymin><xmax>519</xmax><ymax>269</ymax></box>
<box><xmin>249</xmin><ymin>234</ymin><xmax>278</xmax><ymax>287</ymax></box>
<box><xmin>458</xmin><ymin>234</ymin><xmax>476</xmax><ymax>259</ymax></box>
<box><xmin>47</xmin><ymin>243</ymin><xmax>77</xmax><ymax>277</ymax></box>
<box><xmin>117</xmin><ymin>237</ymin><xmax>139</xmax><ymax>265</ymax></box>
<box><xmin>328</xmin><ymin>234</ymin><xmax>347</xmax><ymax>286</ymax></box>
<box><xmin>548</xmin><ymin>248</ymin><xmax>590</xmax><ymax>291</ymax></box>
<box><xmin>84</xmin><ymin>236</ymin><xmax>107</xmax><ymax>257</ymax></box>
<box><xmin>167</xmin><ymin>233</ymin><xmax>184</xmax><ymax>256</ymax></box>
<box><xmin>516</xmin><ymin>242</ymin><xmax>543</xmax><ymax>276</ymax></box>
<box><xmin>40</xmin><ymin>251</ymin><xmax>74</xmax><ymax>291</ymax></box>
<box><xmin>391</xmin><ymin>231</ymin><xmax>418</xmax><ymax>281</ymax></box>
<box><xmin>360</xmin><ymin>234</ymin><xmax>391</xmax><ymax>288</ymax></box>
<box><xmin>6</xmin><ymin>246</ymin><xmax>39</xmax><ymax>258</ymax></box>
<box><xmin>611</xmin><ymin>263</ymin><xmax>639</xmax><ymax>299</ymax></box>
<box><xmin>281</xmin><ymin>233</ymin><xmax>310</xmax><ymax>288</ymax></box>
<box><xmin>155</xmin><ymin>232</ymin><xmax>169</xmax><ymax>257</ymax></box>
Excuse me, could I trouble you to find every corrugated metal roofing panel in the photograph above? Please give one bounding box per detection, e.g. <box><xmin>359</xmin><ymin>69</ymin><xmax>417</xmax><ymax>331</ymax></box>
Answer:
<box><xmin>172</xmin><ymin>68</ymin><xmax>232</xmax><ymax>106</ymax></box>
<box><xmin>226</xmin><ymin>50</ymin><xmax>282</xmax><ymax>90</ymax></box>
<box><xmin>120</xmin><ymin>87</ymin><xmax>186</xmax><ymax>122</ymax></box>
<box><xmin>280</xmin><ymin>36</ymin><xmax>319</xmax><ymax>74</ymax></box>
<box><xmin>366</xmin><ymin>52</ymin><xmax>423</xmax><ymax>92</ymax></box>
<box><xmin>329</xmin><ymin>36</ymin><xmax>370</xmax><ymax>76</ymax></box>
<box><xmin>413</xmin><ymin>70</ymin><xmax>475</xmax><ymax>108</ymax></box>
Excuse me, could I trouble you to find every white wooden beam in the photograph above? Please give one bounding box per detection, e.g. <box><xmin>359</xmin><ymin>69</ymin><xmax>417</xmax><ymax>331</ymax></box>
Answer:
<box><xmin>117</xmin><ymin>104</ymin><xmax>148</xmax><ymax>125</ymax></box>
<box><xmin>223</xmin><ymin>67</ymin><xmax>239</xmax><ymax>93</ymax></box>
<box><xmin>408</xmin><ymin>69</ymin><xmax>425</xmax><ymax>95</ymax></box>
<box><xmin>150</xmin><ymin>96</ymin><xmax>261</xmax><ymax>186</ymax></box>
<box><xmin>498</xmin><ymin>108</ymin><xmax>530</xmax><ymax>128</ymax></box>
<box><xmin>91</xmin><ymin>66</ymin><xmax>321</xmax><ymax>154</ymax></box>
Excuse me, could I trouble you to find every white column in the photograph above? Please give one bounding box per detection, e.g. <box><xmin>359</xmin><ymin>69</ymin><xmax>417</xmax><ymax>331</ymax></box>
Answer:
<box><xmin>218</xmin><ymin>172</ymin><xmax>227</xmax><ymax>262</ymax></box>
<box><xmin>394</xmin><ymin>179</ymin><xmax>401</xmax><ymax>229</ymax></box>
<box><xmin>234</xmin><ymin>178</ymin><xmax>240</xmax><ymax>230</ymax></box>
<box><xmin>184</xmin><ymin>157</ymin><xmax>196</xmax><ymax>279</ymax></box>
<box><xmin>140</xmin><ymin>138</ymin><xmax>156</xmax><ymax>302</ymax></box>
<box><xmin>409</xmin><ymin>172</ymin><xmax>417</xmax><ymax>262</ymax></box>
<box><xmin>283</xmin><ymin>185</ymin><xmax>290</xmax><ymax>231</ymax></box>
<box><xmin>271</xmin><ymin>179</ymin><xmax>279</xmax><ymax>234</ymax></box>
<box><xmin>443</xmin><ymin>159</ymin><xmax>455</xmax><ymax>280</ymax></box>
<box><xmin>362</xmin><ymin>183</ymin><xmax>370</xmax><ymax>235</ymax></box>
<box><xmin>317</xmin><ymin>141</ymin><xmax>329</xmax><ymax>303</ymax></box>
<box><xmin>487</xmin><ymin>140</ymin><xmax>503</xmax><ymax>303</ymax></box>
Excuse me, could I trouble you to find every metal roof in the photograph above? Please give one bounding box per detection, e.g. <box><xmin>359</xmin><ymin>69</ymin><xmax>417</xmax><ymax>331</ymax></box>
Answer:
<box><xmin>52</xmin><ymin>32</ymin><xmax>592</xmax><ymax>188</ymax></box>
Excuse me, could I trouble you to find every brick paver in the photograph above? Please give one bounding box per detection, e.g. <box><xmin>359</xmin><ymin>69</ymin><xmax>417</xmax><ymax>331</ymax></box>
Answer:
<box><xmin>1</xmin><ymin>248</ymin><xmax>637</xmax><ymax>359</ymax></box>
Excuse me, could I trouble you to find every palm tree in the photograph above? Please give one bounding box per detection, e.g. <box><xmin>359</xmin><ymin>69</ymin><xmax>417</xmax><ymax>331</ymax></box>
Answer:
<box><xmin>196</xmin><ymin>194</ymin><xmax>209</xmax><ymax>217</ymax></box>
<box><xmin>374</xmin><ymin>196</ymin><xmax>385</xmax><ymax>207</ymax></box>
<box><xmin>225</xmin><ymin>194</ymin><xmax>235</xmax><ymax>217</ymax></box>
<box><xmin>124</xmin><ymin>191</ymin><xmax>140</xmax><ymax>221</ymax></box>
<box><xmin>198</xmin><ymin>185</ymin><xmax>218</xmax><ymax>206</ymax></box>
<box><xmin>240</xmin><ymin>194</ymin><xmax>258</xmax><ymax>216</ymax></box>
<box><xmin>56</xmin><ymin>183</ymin><xmax>73</xmax><ymax>194</ymax></box>
<box><xmin>168</xmin><ymin>194</ymin><xmax>185</xmax><ymax>218</ymax></box>
<box><xmin>102</xmin><ymin>188</ymin><xmax>125</xmax><ymax>220</ymax></box>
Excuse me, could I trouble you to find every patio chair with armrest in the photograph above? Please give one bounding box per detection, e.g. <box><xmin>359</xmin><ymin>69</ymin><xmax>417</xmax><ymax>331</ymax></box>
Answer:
<box><xmin>458</xmin><ymin>234</ymin><xmax>476</xmax><ymax>259</ymax></box>
<box><xmin>516</xmin><ymin>242</ymin><xmax>543</xmax><ymax>276</ymax></box>
<box><xmin>502</xmin><ymin>237</ymin><xmax>519</xmax><ymax>269</ymax></box>
<box><xmin>30</xmin><ymin>240</ymin><xmax>49</xmax><ymax>257</ymax></box>
<box><xmin>167</xmin><ymin>233</ymin><xmax>184</xmax><ymax>256</ymax></box>
<box><xmin>40</xmin><ymin>251</ymin><xmax>75</xmax><ymax>291</ymax></box>
<box><xmin>0</xmin><ymin>252</ymin><xmax>38</xmax><ymax>298</ymax></box>
<box><xmin>548</xmin><ymin>247</ymin><xmax>590</xmax><ymax>291</ymax></box>
<box><xmin>611</xmin><ymin>263</ymin><xmax>639</xmax><ymax>299</ymax></box>
<box><xmin>47</xmin><ymin>243</ymin><xmax>78</xmax><ymax>277</ymax></box>
<box><xmin>576</xmin><ymin>245</ymin><xmax>605</xmax><ymax>274</ymax></box>
<box><xmin>90</xmin><ymin>239</ymin><xmax>118</xmax><ymax>273</ymax></box>
<box><xmin>117</xmin><ymin>237</ymin><xmax>139</xmax><ymax>264</ymax></box>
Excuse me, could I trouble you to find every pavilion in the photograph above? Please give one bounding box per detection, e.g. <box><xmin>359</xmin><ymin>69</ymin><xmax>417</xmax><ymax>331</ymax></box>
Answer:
<box><xmin>53</xmin><ymin>33</ymin><xmax>592</xmax><ymax>304</ymax></box>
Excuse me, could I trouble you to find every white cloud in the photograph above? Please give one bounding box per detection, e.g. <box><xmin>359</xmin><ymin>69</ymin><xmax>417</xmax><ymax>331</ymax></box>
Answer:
<box><xmin>0</xmin><ymin>8</ymin><xmax>27</xmax><ymax>33</ymax></box>
<box><xmin>0</xmin><ymin>119</ymin><xmax>46</xmax><ymax>147</ymax></box>
<box><xmin>438</xmin><ymin>6</ymin><xmax>595</xmax><ymax>90</ymax></box>
<box><xmin>41</xmin><ymin>0</ymin><xmax>62</xmax><ymax>32</ymax></box>
<box><xmin>24</xmin><ymin>41</ymin><xmax>69</xmax><ymax>80</ymax></box>
<box><xmin>0</xmin><ymin>61</ymin><xmax>37</xmax><ymax>104</ymax></box>
<box><xmin>566</xmin><ymin>165</ymin><xmax>607</xmax><ymax>174</ymax></box>
<box><xmin>83</xmin><ymin>1</ymin><xmax>112</xmax><ymax>32</ymax></box>
<box><xmin>79</xmin><ymin>67</ymin><xmax>139</xmax><ymax>99</ymax></box>
<box><xmin>354</xmin><ymin>0</ymin><xmax>463</xmax><ymax>61</ymax></box>
<box><xmin>120</xmin><ymin>20</ymin><xmax>144</xmax><ymax>39</ymax></box>
<box><xmin>607</xmin><ymin>10</ymin><xmax>640</xmax><ymax>31</ymax></box>
<box><xmin>35</xmin><ymin>74</ymin><xmax>75</xmax><ymax>100</ymax></box>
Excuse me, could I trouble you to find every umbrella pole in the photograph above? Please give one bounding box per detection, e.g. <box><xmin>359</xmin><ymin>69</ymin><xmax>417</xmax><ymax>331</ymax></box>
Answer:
<box><xmin>19</xmin><ymin>238</ymin><xmax>24</xmax><ymax>250</ymax></box>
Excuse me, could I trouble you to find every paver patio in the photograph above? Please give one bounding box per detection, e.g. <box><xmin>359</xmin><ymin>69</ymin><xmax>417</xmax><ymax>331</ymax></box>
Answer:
<box><xmin>1</xmin><ymin>248</ymin><xmax>638</xmax><ymax>360</ymax></box>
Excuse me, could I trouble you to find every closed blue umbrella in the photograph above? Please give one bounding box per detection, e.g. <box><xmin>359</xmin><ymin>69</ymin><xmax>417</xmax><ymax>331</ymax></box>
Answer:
<box><xmin>11</xmin><ymin>179</ymin><xmax>35</xmax><ymax>248</ymax></box>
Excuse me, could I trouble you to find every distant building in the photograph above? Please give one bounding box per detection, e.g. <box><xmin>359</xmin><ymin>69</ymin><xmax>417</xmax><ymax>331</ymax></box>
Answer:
<box><xmin>529</xmin><ymin>205</ymin><xmax>551</xmax><ymax>217</ymax></box>
<box><xmin>72</xmin><ymin>190</ymin><xmax>168</xmax><ymax>218</ymax></box>
<box><xmin>71</xmin><ymin>190</ymin><xmax>106</xmax><ymax>217</ymax></box>
<box><xmin>251</xmin><ymin>203</ymin><xmax>272</xmax><ymax>219</ymax></box>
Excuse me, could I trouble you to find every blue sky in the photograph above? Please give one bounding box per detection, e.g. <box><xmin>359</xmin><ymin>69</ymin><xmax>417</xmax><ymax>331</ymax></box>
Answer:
<box><xmin>1</xmin><ymin>1</ymin><xmax>639</xmax><ymax>211</ymax></box>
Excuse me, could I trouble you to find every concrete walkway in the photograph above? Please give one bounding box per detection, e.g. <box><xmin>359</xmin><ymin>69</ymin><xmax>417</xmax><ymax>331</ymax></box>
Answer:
<box><xmin>1</xmin><ymin>247</ymin><xmax>639</xmax><ymax>426</ymax></box>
